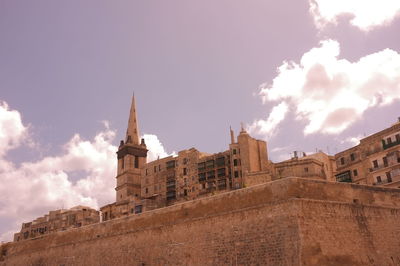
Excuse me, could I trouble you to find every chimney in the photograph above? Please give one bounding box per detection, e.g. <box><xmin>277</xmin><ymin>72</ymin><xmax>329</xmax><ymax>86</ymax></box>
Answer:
<box><xmin>230</xmin><ymin>126</ymin><xmax>235</xmax><ymax>144</ymax></box>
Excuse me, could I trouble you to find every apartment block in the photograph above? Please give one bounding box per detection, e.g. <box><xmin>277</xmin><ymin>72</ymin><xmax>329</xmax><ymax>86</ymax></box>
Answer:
<box><xmin>13</xmin><ymin>206</ymin><xmax>99</xmax><ymax>242</ymax></box>
<box><xmin>335</xmin><ymin>119</ymin><xmax>400</xmax><ymax>187</ymax></box>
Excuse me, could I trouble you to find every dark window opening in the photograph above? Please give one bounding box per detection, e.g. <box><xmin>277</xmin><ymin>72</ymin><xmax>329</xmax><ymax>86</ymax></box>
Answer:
<box><xmin>234</xmin><ymin>159</ymin><xmax>238</xmax><ymax>166</ymax></box>
<box><xmin>234</xmin><ymin>171</ymin><xmax>239</xmax><ymax>178</ymax></box>
<box><xmin>353</xmin><ymin>169</ymin><xmax>358</xmax><ymax>176</ymax></box>
<box><xmin>373</xmin><ymin>160</ymin><xmax>378</xmax><ymax>168</ymax></box>
<box><xmin>304</xmin><ymin>167</ymin><xmax>309</xmax><ymax>173</ymax></box>
<box><xmin>198</xmin><ymin>162</ymin><xmax>205</xmax><ymax>171</ymax></box>
<box><xmin>166</xmin><ymin>160</ymin><xmax>176</xmax><ymax>169</ymax></box>
<box><xmin>387</xmin><ymin>137</ymin><xmax>392</xmax><ymax>144</ymax></box>
<box><xmin>184</xmin><ymin>189</ymin><xmax>188</xmax><ymax>196</ymax></box>
<box><xmin>216</xmin><ymin>157</ymin><xmax>225</xmax><ymax>166</ymax></box>
<box><xmin>183</xmin><ymin>168</ymin><xmax>187</xmax><ymax>175</ymax></box>
<box><xmin>383</xmin><ymin>157</ymin><xmax>388</xmax><ymax>167</ymax></box>
<box><xmin>350</xmin><ymin>153</ymin><xmax>355</xmax><ymax>161</ymax></box>
<box><xmin>340</xmin><ymin>157</ymin><xmax>345</xmax><ymax>165</ymax></box>
<box><xmin>386</xmin><ymin>172</ymin><xmax>392</xmax><ymax>183</ymax></box>
<box><xmin>134</xmin><ymin>205</ymin><xmax>143</xmax><ymax>214</ymax></box>
<box><xmin>376</xmin><ymin>176</ymin><xmax>382</xmax><ymax>183</ymax></box>
<box><xmin>134</xmin><ymin>156</ymin><xmax>139</xmax><ymax>168</ymax></box>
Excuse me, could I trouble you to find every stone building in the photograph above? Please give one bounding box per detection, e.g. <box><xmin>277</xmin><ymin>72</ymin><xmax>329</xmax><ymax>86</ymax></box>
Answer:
<box><xmin>13</xmin><ymin>206</ymin><xmax>99</xmax><ymax>242</ymax></box>
<box><xmin>335</xmin><ymin>118</ymin><xmax>400</xmax><ymax>187</ymax></box>
<box><xmin>100</xmin><ymin>96</ymin><xmax>275</xmax><ymax>221</ymax></box>
<box><xmin>273</xmin><ymin>151</ymin><xmax>336</xmax><ymax>182</ymax></box>
<box><xmin>100</xmin><ymin>95</ymin><xmax>340</xmax><ymax>222</ymax></box>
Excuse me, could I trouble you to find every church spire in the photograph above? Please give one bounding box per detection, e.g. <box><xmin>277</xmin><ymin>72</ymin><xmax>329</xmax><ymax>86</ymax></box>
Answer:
<box><xmin>125</xmin><ymin>92</ymin><xmax>140</xmax><ymax>145</ymax></box>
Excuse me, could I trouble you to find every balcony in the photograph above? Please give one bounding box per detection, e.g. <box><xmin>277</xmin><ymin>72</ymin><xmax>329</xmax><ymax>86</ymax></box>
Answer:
<box><xmin>382</xmin><ymin>139</ymin><xmax>400</xmax><ymax>150</ymax></box>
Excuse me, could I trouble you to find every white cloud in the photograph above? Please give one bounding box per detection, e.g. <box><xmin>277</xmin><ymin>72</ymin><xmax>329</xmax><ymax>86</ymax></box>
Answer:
<box><xmin>256</xmin><ymin>39</ymin><xmax>400</xmax><ymax>136</ymax></box>
<box><xmin>310</xmin><ymin>0</ymin><xmax>400</xmax><ymax>31</ymax></box>
<box><xmin>340</xmin><ymin>134</ymin><xmax>364</xmax><ymax>146</ymax></box>
<box><xmin>0</xmin><ymin>102</ymin><xmax>28</xmax><ymax>156</ymax></box>
<box><xmin>248</xmin><ymin>102</ymin><xmax>288</xmax><ymax>138</ymax></box>
<box><xmin>143</xmin><ymin>134</ymin><xmax>175</xmax><ymax>162</ymax></box>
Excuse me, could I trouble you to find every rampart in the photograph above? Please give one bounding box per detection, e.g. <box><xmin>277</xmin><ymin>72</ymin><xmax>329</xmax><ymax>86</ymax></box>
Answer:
<box><xmin>1</xmin><ymin>178</ymin><xmax>400</xmax><ymax>265</ymax></box>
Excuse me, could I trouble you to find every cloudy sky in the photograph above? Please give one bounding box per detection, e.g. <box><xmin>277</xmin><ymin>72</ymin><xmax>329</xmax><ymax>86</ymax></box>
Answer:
<box><xmin>1</xmin><ymin>0</ymin><xmax>400</xmax><ymax>241</ymax></box>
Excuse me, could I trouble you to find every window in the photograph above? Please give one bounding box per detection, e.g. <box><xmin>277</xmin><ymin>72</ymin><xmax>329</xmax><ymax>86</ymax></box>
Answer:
<box><xmin>121</xmin><ymin>158</ymin><xmax>125</xmax><ymax>169</ymax></box>
<box><xmin>387</xmin><ymin>137</ymin><xmax>392</xmax><ymax>144</ymax></box>
<box><xmin>134</xmin><ymin>205</ymin><xmax>142</xmax><ymax>214</ymax></box>
<box><xmin>350</xmin><ymin>153</ymin><xmax>355</xmax><ymax>161</ymax></box>
<box><xmin>353</xmin><ymin>169</ymin><xmax>358</xmax><ymax>177</ymax></box>
<box><xmin>386</xmin><ymin>172</ymin><xmax>392</xmax><ymax>183</ymax></box>
<box><xmin>184</xmin><ymin>189</ymin><xmax>188</xmax><ymax>196</ymax></box>
<box><xmin>183</xmin><ymin>168</ymin><xmax>187</xmax><ymax>175</ymax></box>
<box><xmin>233</xmin><ymin>149</ymin><xmax>237</xmax><ymax>154</ymax></box>
<box><xmin>234</xmin><ymin>159</ymin><xmax>238</xmax><ymax>166</ymax></box>
<box><xmin>304</xmin><ymin>167</ymin><xmax>309</xmax><ymax>173</ymax></box>
<box><xmin>376</xmin><ymin>176</ymin><xmax>382</xmax><ymax>183</ymax></box>
<box><xmin>234</xmin><ymin>171</ymin><xmax>239</xmax><ymax>178</ymax></box>
<box><xmin>216</xmin><ymin>157</ymin><xmax>225</xmax><ymax>166</ymax></box>
<box><xmin>134</xmin><ymin>156</ymin><xmax>139</xmax><ymax>168</ymax></box>
<box><xmin>207</xmin><ymin>171</ymin><xmax>215</xmax><ymax>179</ymax></box>
<box><xmin>383</xmin><ymin>157</ymin><xmax>388</xmax><ymax>167</ymax></box>
<box><xmin>198</xmin><ymin>173</ymin><xmax>206</xmax><ymax>182</ymax></box>
<box><xmin>154</xmin><ymin>165</ymin><xmax>157</xmax><ymax>173</ymax></box>
<box><xmin>198</xmin><ymin>162</ymin><xmax>206</xmax><ymax>171</ymax></box>
<box><xmin>145</xmin><ymin>169</ymin><xmax>148</xmax><ymax>176</ymax></box>
<box><xmin>373</xmin><ymin>160</ymin><xmax>378</xmax><ymax>168</ymax></box>
<box><xmin>396</xmin><ymin>134</ymin><xmax>400</xmax><ymax>142</ymax></box>
<box><xmin>145</xmin><ymin>187</ymin><xmax>148</xmax><ymax>194</ymax></box>
<box><xmin>217</xmin><ymin>168</ymin><xmax>226</xmax><ymax>177</ymax></box>
<box><xmin>159</xmin><ymin>165</ymin><xmax>161</xmax><ymax>171</ymax></box>
<box><xmin>206</xmin><ymin>160</ymin><xmax>215</xmax><ymax>168</ymax></box>
<box><xmin>340</xmin><ymin>157</ymin><xmax>345</xmax><ymax>165</ymax></box>
<box><xmin>166</xmin><ymin>160</ymin><xmax>176</xmax><ymax>169</ymax></box>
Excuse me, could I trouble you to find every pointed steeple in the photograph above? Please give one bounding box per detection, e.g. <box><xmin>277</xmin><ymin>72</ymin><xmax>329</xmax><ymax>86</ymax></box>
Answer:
<box><xmin>125</xmin><ymin>93</ymin><xmax>140</xmax><ymax>145</ymax></box>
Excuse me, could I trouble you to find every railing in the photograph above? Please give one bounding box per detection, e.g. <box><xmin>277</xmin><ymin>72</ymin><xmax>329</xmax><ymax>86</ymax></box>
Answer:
<box><xmin>383</xmin><ymin>139</ymin><xmax>400</xmax><ymax>150</ymax></box>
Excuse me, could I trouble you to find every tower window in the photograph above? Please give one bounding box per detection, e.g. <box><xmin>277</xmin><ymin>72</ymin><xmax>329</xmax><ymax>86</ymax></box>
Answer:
<box><xmin>135</xmin><ymin>156</ymin><xmax>139</xmax><ymax>168</ymax></box>
<box><xmin>233</xmin><ymin>149</ymin><xmax>237</xmax><ymax>154</ymax></box>
<box><xmin>234</xmin><ymin>159</ymin><xmax>238</xmax><ymax>166</ymax></box>
<box><xmin>121</xmin><ymin>158</ymin><xmax>125</xmax><ymax>169</ymax></box>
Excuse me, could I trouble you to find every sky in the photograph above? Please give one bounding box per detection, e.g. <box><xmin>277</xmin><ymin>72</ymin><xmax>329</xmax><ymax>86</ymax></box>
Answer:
<box><xmin>1</xmin><ymin>0</ymin><xmax>400</xmax><ymax>241</ymax></box>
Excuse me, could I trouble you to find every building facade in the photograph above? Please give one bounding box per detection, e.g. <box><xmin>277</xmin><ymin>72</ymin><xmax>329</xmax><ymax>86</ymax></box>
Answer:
<box><xmin>100</xmin><ymin>96</ymin><xmax>338</xmax><ymax>222</ymax></box>
<box><xmin>13</xmin><ymin>206</ymin><xmax>99</xmax><ymax>242</ymax></box>
<box><xmin>335</xmin><ymin>119</ymin><xmax>400</xmax><ymax>187</ymax></box>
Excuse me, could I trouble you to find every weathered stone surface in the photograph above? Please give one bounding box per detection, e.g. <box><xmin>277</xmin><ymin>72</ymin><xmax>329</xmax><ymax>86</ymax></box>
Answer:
<box><xmin>1</xmin><ymin>178</ymin><xmax>399</xmax><ymax>265</ymax></box>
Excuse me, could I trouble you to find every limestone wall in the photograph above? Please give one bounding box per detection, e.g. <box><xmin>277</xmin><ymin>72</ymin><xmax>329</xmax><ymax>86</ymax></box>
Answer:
<box><xmin>1</xmin><ymin>178</ymin><xmax>400</xmax><ymax>265</ymax></box>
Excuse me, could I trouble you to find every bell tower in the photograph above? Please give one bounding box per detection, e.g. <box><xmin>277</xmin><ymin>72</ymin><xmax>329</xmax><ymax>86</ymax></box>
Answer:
<box><xmin>115</xmin><ymin>94</ymin><xmax>148</xmax><ymax>202</ymax></box>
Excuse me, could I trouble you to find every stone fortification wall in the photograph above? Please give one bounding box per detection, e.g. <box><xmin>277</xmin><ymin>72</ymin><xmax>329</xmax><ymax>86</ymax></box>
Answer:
<box><xmin>1</xmin><ymin>178</ymin><xmax>400</xmax><ymax>265</ymax></box>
